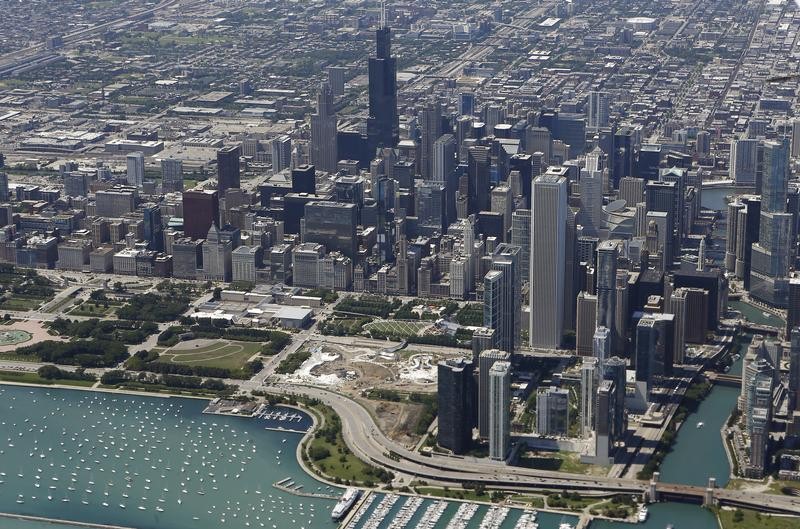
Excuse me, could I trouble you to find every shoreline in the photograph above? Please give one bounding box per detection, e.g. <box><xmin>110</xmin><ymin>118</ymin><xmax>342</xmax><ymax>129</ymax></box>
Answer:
<box><xmin>0</xmin><ymin>512</ymin><xmax>134</xmax><ymax>529</ymax></box>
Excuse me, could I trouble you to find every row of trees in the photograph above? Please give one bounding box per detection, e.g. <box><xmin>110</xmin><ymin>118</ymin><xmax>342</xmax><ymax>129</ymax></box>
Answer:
<box><xmin>18</xmin><ymin>340</ymin><xmax>127</xmax><ymax>367</ymax></box>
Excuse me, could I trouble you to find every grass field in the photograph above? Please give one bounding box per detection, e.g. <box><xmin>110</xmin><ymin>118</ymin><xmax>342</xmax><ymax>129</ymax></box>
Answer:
<box><xmin>0</xmin><ymin>370</ymin><xmax>95</xmax><ymax>387</ymax></box>
<box><xmin>718</xmin><ymin>508</ymin><xmax>800</xmax><ymax>529</ymax></box>
<box><xmin>159</xmin><ymin>340</ymin><xmax>261</xmax><ymax>371</ymax></box>
<box><xmin>363</xmin><ymin>320</ymin><xmax>430</xmax><ymax>338</ymax></box>
<box><xmin>0</xmin><ymin>296</ymin><xmax>44</xmax><ymax>311</ymax></box>
<box><xmin>68</xmin><ymin>301</ymin><xmax>120</xmax><ymax>317</ymax></box>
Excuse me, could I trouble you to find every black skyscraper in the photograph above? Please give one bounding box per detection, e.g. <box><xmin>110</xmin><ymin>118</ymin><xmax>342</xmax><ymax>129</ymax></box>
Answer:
<box><xmin>367</xmin><ymin>26</ymin><xmax>399</xmax><ymax>151</ymax></box>
<box><xmin>217</xmin><ymin>145</ymin><xmax>241</xmax><ymax>193</ymax></box>
<box><xmin>437</xmin><ymin>358</ymin><xmax>476</xmax><ymax>455</ymax></box>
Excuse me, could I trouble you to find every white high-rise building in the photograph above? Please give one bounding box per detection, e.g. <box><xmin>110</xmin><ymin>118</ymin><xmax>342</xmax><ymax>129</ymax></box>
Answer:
<box><xmin>580</xmin><ymin>165</ymin><xmax>603</xmax><ymax>236</ymax></box>
<box><xmin>530</xmin><ymin>174</ymin><xmax>567</xmax><ymax>349</ymax></box>
<box><xmin>729</xmin><ymin>138</ymin><xmax>758</xmax><ymax>185</ymax></box>
<box><xmin>587</xmin><ymin>91</ymin><xmax>610</xmax><ymax>131</ymax></box>
<box><xmin>580</xmin><ymin>357</ymin><xmax>599</xmax><ymax>438</ymax></box>
<box><xmin>593</xmin><ymin>326</ymin><xmax>611</xmax><ymax>366</ymax></box>
<box><xmin>432</xmin><ymin>134</ymin><xmax>457</xmax><ymax>183</ymax></box>
<box><xmin>126</xmin><ymin>152</ymin><xmax>145</xmax><ymax>187</ymax></box>
<box><xmin>489</xmin><ymin>360</ymin><xmax>511</xmax><ymax>461</ymax></box>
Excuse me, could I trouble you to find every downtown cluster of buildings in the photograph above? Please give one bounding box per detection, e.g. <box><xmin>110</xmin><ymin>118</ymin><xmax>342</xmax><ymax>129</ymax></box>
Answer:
<box><xmin>4</xmin><ymin>0</ymin><xmax>800</xmax><ymax>473</ymax></box>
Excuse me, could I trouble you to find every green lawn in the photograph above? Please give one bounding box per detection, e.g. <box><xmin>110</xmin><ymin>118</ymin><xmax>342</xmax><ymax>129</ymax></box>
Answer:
<box><xmin>0</xmin><ymin>370</ymin><xmax>95</xmax><ymax>387</ymax></box>
<box><xmin>363</xmin><ymin>320</ymin><xmax>430</xmax><ymax>338</ymax></box>
<box><xmin>415</xmin><ymin>486</ymin><xmax>492</xmax><ymax>503</ymax></box>
<box><xmin>68</xmin><ymin>301</ymin><xmax>119</xmax><ymax>317</ymax></box>
<box><xmin>159</xmin><ymin>340</ymin><xmax>262</xmax><ymax>371</ymax></box>
<box><xmin>0</xmin><ymin>296</ymin><xmax>45</xmax><ymax>311</ymax></box>
<box><xmin>518</xmin><ymin>450</ymin><xmax>609</xmax><ymax>476</ymax></box>
<box><xmin>305</xmin><ymin>404</ymin><xmax>379</xmax><ymax>485</ymax></box>
<box><xmin>719</xmin><ymin>508</ymin><xmax>800</xmax><ymax>529</ymax></box>
<box><xmin>0</xmin><ymin>352</ymin><xmax>40</xmax><ymax>362</ymax></box>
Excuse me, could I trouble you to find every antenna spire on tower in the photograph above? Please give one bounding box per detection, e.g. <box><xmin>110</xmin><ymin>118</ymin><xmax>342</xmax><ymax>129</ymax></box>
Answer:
<box><xmin>381</xmin><ymin>0</ymin><xmax>386</xmax><ymax>29</ymax></box>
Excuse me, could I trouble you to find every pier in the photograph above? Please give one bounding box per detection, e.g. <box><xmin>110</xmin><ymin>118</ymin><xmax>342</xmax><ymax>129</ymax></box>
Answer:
<box><xmin>0</xmin><ymin>512</ymin><xmax>134</xmax><ymax>529</ymax></box>
<box><xmin>272</xmin><ymin>478</ymin><xmax>340</xmax><ymax>500</ymax></box>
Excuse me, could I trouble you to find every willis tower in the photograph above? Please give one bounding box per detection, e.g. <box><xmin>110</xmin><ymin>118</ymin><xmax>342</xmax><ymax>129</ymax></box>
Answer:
<box><xmin>367</xmin><ymin>8</ymin><xmax>399</xmax><ymax>151</ymax></box>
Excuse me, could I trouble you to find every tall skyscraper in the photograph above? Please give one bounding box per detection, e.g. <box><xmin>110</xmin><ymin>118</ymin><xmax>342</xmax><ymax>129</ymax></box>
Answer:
<box><xmin>161</xmin><ymin>158</ymin><xmax>183</xmax><ymax>193</ymax></box>
<box><xmin>437</xmin><ymin>358</ymin><xmax>475</xmax><ymax>455</ymax></box>
<box><xmin>126</xmin><ymin>152</ymin><xmax>145</xmax><ymax>187</ymax></box>
<box><xmin>217</xmin><ymin>145</ymin><xmax>241</xmax><ymax>193</ymax></box>
<box><xmin>467</xmin><ymin>146</ymin><xmax>491</xmax><ymax>214</ymax></box>
<box><xmin>511</xmin><ymin>209</ymin><xmax>531</xmax><ymax>281</ymax></box>
<box><xmin>182</xmin><ymin>189</ymin><xmax>220</xmax><ymax>240</ymax></box>
<box><xmin>419</xmin><ymin>101</ymin><xmax>443</xmax><ymax>180</ymax></box>
<box><xmin>596</xmin><ymin>240</ymin><xmax>618</xmax><ymax>334</ymax></box>
<box><xmin>271</xmin><ymin>136</ymin><xmax>292</xmax><ymax>174</ymax></box>
<box><xmin>142</xmin><ymin>203</ymin><xmax>163</xmax><ymax>252</ymax></box>
<box><xmin>587</xmin><ymin>91</ymin><xmax>610</xmax><ymax>131</ymax></box>
<box><xmin>580</xmin><ymin>357</ymin><xmax>599</xmax><ymax>438</ymax></box>
<box><xmin>478</xmin><ymin>349</ymin><xmax>511</xmax><ymax>439</ymax></box>
<box><xmin>310</xmin><ymin>82</ymin><xmax>338</xmax><ymax>173</ymax></box>
<box><xmin>634</xmin><ymin>313</ymin><xmax>675</xmax><ymax>398</ymax></box>
<box><xmin>789</xmin><ymin>328</ymin><xmax>800</xmax><ymax>412</ymax></box>
<box><xmin>536</xmin><ymin>386</ymin><xmax>569</xmax><ymax>436</ymax></box>
<box><xmin>367</xmin><ymin>22</ymin><xmax>399</xmax><ymax>150</ymax></box>
<box><xmin>729</xmin><ymin>138</ymin><xmax>759</xmax><ymax>186</ymax></box>
<box><xmin>750</xmin><ymin>140</ymin><xmax>792</xmax><ymax>307</ymax></box>
<box><xmin>488</xmin><ymin>244</ymin><xmax>521</xmax><ymax>353</ymax></box>
<box><xmin>488</xmin><ymin>360</ymin><xmax>511</xmax><ymax>461</ymax></box>
<box><xmin>530</xmin><ymin>174</ymin><xmax>567</xmax><ymax>349</ymax></box>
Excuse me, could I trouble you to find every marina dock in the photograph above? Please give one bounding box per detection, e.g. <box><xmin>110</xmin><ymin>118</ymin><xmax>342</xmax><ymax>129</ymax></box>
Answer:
<box><xmin>273</xmin><ymin>477</ymin><xmax>340</xmax><ymax>500</ymax></box>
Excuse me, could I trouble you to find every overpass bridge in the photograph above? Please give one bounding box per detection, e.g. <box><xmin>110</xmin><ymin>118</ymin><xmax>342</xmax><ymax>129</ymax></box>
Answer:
<box><xmin>259</xmin><ymin>382</ymin><xmax>800</xmax><ymax>517</ymax></box>
<box><xmin>707</xmin><ymin>372</ymin><xmax>742</xmax><ymax>387</ymax></box>
<box><xmin>653</xmin><ymin>478</ymin><xmax>800</xmax><ymax>516</ymax></box>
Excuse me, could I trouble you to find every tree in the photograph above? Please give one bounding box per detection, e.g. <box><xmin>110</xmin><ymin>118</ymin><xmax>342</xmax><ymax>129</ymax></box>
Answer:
<box><xmin>733</xmin><ymin>509</ymin><xmax>744</xmax><ymax>523</ymax></box>
<box><xmin>37</xmin><ymin>365</ymin><xmax>62</xmax><ymax>379</ymax></box>
<box><xmin>212</xmin><ymin>287</ymin><xmax>222</xmax><ymax>301</ymax></box>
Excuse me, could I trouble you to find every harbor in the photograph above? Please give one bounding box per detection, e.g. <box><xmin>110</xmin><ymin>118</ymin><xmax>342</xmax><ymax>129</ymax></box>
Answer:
<box><xmin>0</xmin><ymin>384</ymin><xmax>582</xmax><ymax>529</ymax></box>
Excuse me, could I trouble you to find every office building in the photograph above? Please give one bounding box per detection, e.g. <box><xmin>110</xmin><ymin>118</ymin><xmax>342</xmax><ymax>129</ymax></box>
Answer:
<box><xmin>576</xmin><ymin>292</ymin><xmax>598</xmax><ymax>356</ymax></box>
<box><xmin>182</xmin><ymin>190</ymin><xmax>219</xmax><ymax>240</ymax></box>
<box><xmin>489</xmin><ymin>361</ymin><xmax>511</xmax><ymax>461</ymax></box>
<box><xmin>292</xmin><ymin>243</ymin><xmax>325</xmax><ymax>288</ymax></box>
<box><xmin>271</xmin><ymin>136</ymin><xmax>292</xmax><ymax>174</ymax></box>
<box><xmin>510</xmin><ymin>209</ymin><xmax>531</xmax><ymax>281</ymax></box>
<box><xmin>619</xmin><ymin>177</ymin><xmax>645</xmax><ymax>207</ymax></box>
<box><xmin>419</xmin><ymin>101</ymin><xmax>442</xmax><ymax>180</ymax></box>
<box><xmin>437</xmin><ymin>358</ymin><xmax>475</xmax><ymax>455</ymax></box>
<box><xmin>467</xmin><ymin>146</ymin><xmax>491</xmax><ymax>214</ymax></box>
<box><xmin>327</xmin><ymin>66</ymin><xmax>347</xmax><ymax>96</ymax></box>
<box><xmin>201</xmin><ymin>224</ymin><xmax>232</xmax><ymax>282</ymax></box>
<box><xmin>217</xmin><ymin>145</ymin><xmax>241</xmax><ymax>193</ymax></box>
<box><xmin>291</xmin><ymin>165</ymin><xmax>316</xmax><ymax>195</ymax></box>
<box><xmin>587</xmin><ymin>91</ymin><xmax>610</xmax><ymax>131</ymax></box>
<box><xmin>596</xmin><ymin>240</ymin><xmax>618</xmax><ymax>334</ymax></box>
<box><xmin>141</xmin><ymin>203</ymin><xmax>163</xmax><ymax>252</ymax></box>
<box><xmin>310</xmin><ymin>82</ymin><xmax>338</xmax><ymax>173</ymax></box>
<box><xmin>730</xmin><ymin>138</ymin><xmax>759</xmax><ymax>186</ymax></box>
<box><xmin>95</xmin><ymin>188</ymin><xmax>135</xmax><ymax>217</ymax></box>
<box><xmin>415</xmin><ymin>180</ymin><xmax>445</xmax><ymax>233</ymax></box>
<box><xmin>594</xmin><ymin>379</ymin><xmax>618</xmax><ymax>463</ymax></box>
<box><xmin>486</xmin><ymin>243</ymin><xmax>521</xmax><ymax>353</ymax></box>
<box><xmin>478</xmin><ymin>349</ymin><xmax>511</xmax><ymax>439</ymax></box>
<box><xmin>634</xmin><ymin>313</ymin><xmax>675</xmax><ymax>398</ymax></box>
<box><xmin>161</xmin><ymin>158</ymin><xmax>183</xmax><ymax>193</ymax></box>
<box><xmin>790</xmin><ymin>328</ymin><xmax>800</xmax><ymax>413</ymax></box>
<box><xmin>172</xmin><ymin>238</ymin><xmax>202</xmax><ymax>279</ymax></box>
<box><xmin>303</xmin><ymin>201</ymin><xmax>357</xmax><ymax>259</ymax></box>
<box><xmin>126</xmin><ymin>152</ymin><xmax>145</xmax><ymax>187</ymax></box>
<box><xmin>530</xmin><ymin>174</ymin><xmax>567</xmax><ymax>349</ymax></box>
<box><xmin>232</xmin><ymin>245</ymin><xmax>262</xmax><ymax>283</ymax></box>
<box><xmin>536</xmin><ymin>386</ymin><xmax>569</xmax><ymax>437</ymax></box>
